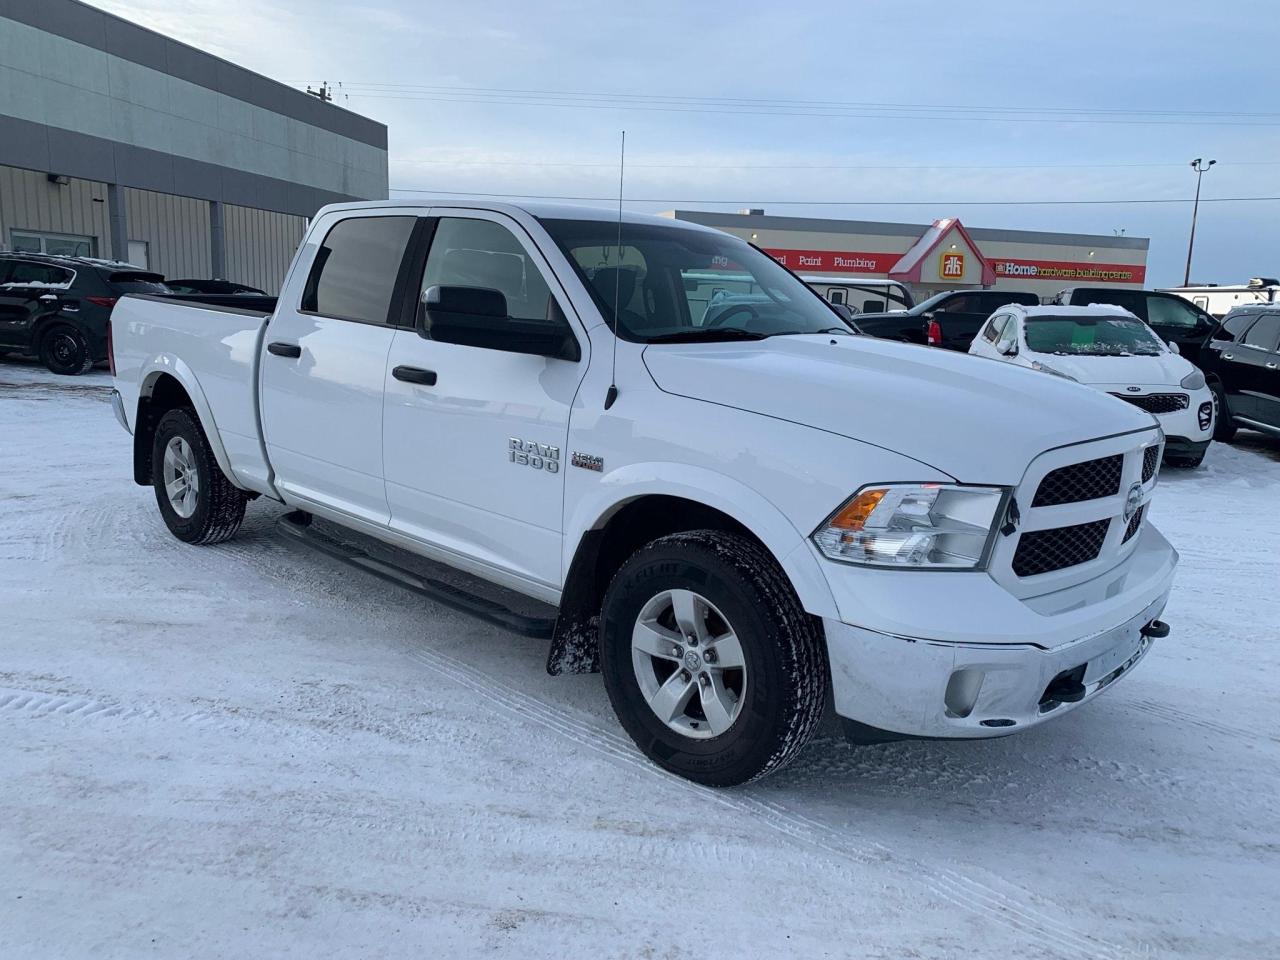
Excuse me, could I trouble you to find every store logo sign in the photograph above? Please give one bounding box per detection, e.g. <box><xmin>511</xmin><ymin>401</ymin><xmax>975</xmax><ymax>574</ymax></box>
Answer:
<box><xmin>940</xmin><ymin>252</ymin><xmax>965</xmax><ymax>279</ymax></box>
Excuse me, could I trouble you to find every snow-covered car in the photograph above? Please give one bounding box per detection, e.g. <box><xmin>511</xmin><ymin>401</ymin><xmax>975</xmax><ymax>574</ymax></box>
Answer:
<box><xmin>970</xmin><ymin>304</ymin><xmax>1215</xmax><ymax>468</ymax></box>
<box><xmin>109</xmin><ymin>200</ymin><xmax>1178</xmax><ymax>786</ymax></box>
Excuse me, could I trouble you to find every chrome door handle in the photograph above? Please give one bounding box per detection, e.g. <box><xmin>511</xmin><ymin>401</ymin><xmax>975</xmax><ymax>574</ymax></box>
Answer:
<box><xmin>1268</xmin><ymin>362</ymin><xmax>1278</xmax><ymax>369</ymax></box>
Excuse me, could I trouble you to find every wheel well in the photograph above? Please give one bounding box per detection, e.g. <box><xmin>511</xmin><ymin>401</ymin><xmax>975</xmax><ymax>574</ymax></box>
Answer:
<box><xmin>133</xmin><ymin>374</ymin><xmax>194</xmax><ymax>485</ymax></box>
<box><xmin>546</xmin><ymin>495</ymin><xmax>767</xmax><ymax>675</ymax></box>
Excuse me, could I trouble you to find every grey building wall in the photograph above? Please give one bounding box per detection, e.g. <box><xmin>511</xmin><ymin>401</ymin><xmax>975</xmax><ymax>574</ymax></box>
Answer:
<box><xmin>223</xmin><ymin>203</ymin><xmax>306</xmax><ymax>295</ymax></box>
<box><xmin>124</xmin><ymin>186</ymin><xmax>211</xmax><ymax>280</ymax></box>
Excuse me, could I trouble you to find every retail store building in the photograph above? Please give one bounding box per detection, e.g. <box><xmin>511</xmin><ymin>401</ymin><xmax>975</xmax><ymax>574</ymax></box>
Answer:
<box><xmin>0</xmin><ymin>0</ymin><xmax>387</xmax><ymax>293</ymax></box>
<box><xmin>665</xmin><ymin>210</ymin><xmax>1150</xmax><ymax>304</ymax></box>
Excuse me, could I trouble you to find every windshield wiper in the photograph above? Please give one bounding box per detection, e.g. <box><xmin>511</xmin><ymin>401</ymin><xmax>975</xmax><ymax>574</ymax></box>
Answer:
<box><xmin>645</xmin><ymin>328</ymin><xmax>769</xmax><ymax>343</ymax></box>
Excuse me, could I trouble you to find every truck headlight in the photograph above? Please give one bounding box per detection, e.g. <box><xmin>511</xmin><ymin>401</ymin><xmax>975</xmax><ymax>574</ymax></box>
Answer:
<box><xmin>813</xmin><ymin>484</ymin><xmax>1007</xmax><ymax>570</ymax></box>
<box><xmin>1180</xmin><ymin>370</ymin><xmax>1206</xmax><ymax>390</ymax></box>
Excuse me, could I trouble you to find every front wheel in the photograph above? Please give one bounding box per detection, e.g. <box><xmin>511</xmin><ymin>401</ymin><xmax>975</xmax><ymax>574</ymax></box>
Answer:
<box><xmin>600</xmin><ymin>530</ymin><xmax>828</xmax><ymax>786</ymax></box>
<box><xmin>151</xmin><ymin>408</ymin><xmax>248</xmax><ymax>544</ymax></box>
<box><xmin>39</xmin><ymin>324</ymin><xmax>93</xmax><ymax>375</ymax></box>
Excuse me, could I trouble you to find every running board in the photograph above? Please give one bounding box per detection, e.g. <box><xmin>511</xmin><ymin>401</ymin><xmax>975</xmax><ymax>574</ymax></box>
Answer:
<box><xmin>275</xmin><ymin>511</ymin><xmax>557</xmax><ymax>639</ymax></box>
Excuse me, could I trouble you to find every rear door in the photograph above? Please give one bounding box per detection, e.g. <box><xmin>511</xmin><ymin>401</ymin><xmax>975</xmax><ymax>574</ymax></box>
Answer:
<box><xmin>1202</xmin><ymin>313</ymin><xmax>1259</xmax><ymax>418</ymax></box>
<box><xmin>1234</xmin><ymin>314</ymin><xmax>1280</xmax><ymax>427</ymax></box>
<box><xmin>382</xmin><ymin>211</ymin><xmax>588</xmax><ymax>591</ymax></box>
<box><xmin>0</xmin><ymin>259</ymin><xmax>72</xmax><ymax>349</ymax></box>
<box><xmin>259</xmin><ymin>212</ymin><xmax>419</xmax><ymax>525</ymax></box>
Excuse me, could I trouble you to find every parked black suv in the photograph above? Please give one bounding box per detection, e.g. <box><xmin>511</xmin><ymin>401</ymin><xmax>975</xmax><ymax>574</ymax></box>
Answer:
<box><xmin>0</xmin><ymin>252</ymin><xmax>168</xmax><ymax>374</ymax></box>
<box><xmin>855</xmin><ymin>289</ymin><xmax>1040</xmax><ymax>349</ymax></box>
<box><xmin>1056</xmin><ymin>287</ymin><xmax>1217</xmax><ymax>363</ymax></box>
<box><xmin>1199</xmin><ymin>304</ymin><xmax>1280</xmax><ymax>442</ymax></box>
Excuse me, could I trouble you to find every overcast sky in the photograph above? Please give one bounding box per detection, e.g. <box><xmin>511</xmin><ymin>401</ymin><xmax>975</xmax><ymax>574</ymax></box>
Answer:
<box><xmin>93</xmin><ymin>0</ymin><xmax>1280</xmax><ymax>286</ymax></box>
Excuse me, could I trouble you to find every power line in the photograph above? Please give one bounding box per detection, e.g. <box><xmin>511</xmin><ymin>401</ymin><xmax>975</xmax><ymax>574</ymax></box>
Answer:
<box><xmin>390</xmin><ymin>156</ymin><xmax>1280</xmax><ymax>172</ymax></box>
<box><xmin>387</xmin><ymin>187</ymin><xmax>1280</xmax><ymax>206</ymax></box>
<box><xmin>349</xmin><ymin>91</ymin><xmax>1280</xmax><ymax>127</ymax></box>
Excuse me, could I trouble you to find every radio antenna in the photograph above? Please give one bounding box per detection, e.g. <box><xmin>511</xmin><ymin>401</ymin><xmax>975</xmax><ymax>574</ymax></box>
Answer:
<box><xmin>604</xmin><ymin>130</ymin><xmax>625</xmax><ymax>410</ymax></box>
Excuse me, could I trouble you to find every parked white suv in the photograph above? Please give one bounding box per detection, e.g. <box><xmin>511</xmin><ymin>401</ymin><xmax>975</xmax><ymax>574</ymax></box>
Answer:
<box><xmin>970</xmin><ymin>304</ymin><xmax>1215</xmax><ymax>468</ymax></box>
<box><xmin>109</xmin><ymin>201</ymin><xmax>1177</xmax><ymax>785</ymax></box>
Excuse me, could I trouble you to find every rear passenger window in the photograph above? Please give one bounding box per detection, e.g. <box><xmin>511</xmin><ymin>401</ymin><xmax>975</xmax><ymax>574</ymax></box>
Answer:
<box><xmin>1214</xmin><ymin>314</ymin><xmax>1255</xmax><ymax>342</ymax></box>
<box><xmin>1241</xmin><ymin>315</ymin><xmax>1280</xmax><ymax>352</ymax></box>
<box><xmin>982</xmin><ymin>315</ymin><xmax>1007</xmax><ymax>343</ymax></box>
<box><xmin>3</xmin><ymin>261</ymin><xmax>73</xmax><ymax>288</ymax></box>
<box><xmin>301</xmin><ymin>216</ymin><xmax>416</xmax><ymax>324</ymax></box>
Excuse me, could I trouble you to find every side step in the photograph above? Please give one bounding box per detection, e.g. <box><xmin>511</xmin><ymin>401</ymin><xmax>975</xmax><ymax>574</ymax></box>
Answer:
<box><xmin>275</xmin><ymin>511</ymin><xmax>557</xmax><ymax>638</ymax></box>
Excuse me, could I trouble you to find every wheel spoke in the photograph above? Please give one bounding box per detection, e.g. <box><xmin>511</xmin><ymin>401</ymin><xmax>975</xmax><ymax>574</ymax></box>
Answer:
<box><xmin>165</xmin><ymin>477</ymin><xmax>185</xmax><ymax>500</ymax></box>
<box><xmin>707</xmin><ymin>630</ymin><xmax>745</xmax><ymax>670</ymax></box>
<box><xmin>647</xmin><ymin>670</ymin><xmax>696</xmax><ymax>723</ymax></box>
<box><xmin>632</xmin><ymin>619</ymin><xmax>682</xmax><ymax>660</ymax></box>
<box><xmin>669</xmin><ymin>589</ymin><xmax>706</xmax><ymax>643</ymax></box>
<box><xmin>182</xmin><ymin>487</ymin><xmax>198</xmax><ymax>516</ymax></box>
<box><xmin>700</xmin><ymin>673</ymin><xmax>737</xmax><ymax>736</ymax></box>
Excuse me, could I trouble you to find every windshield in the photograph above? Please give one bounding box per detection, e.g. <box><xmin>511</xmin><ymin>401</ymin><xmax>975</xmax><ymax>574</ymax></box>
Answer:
<box><xmin>537</xmin><ymin>218</ymin><xmax>853</xmax><ymax>342</ymax></box>
<box><xmin>1024</xmin><ymin>315</ymin><xmax>1164</xmax><ymax>356</ymax></box>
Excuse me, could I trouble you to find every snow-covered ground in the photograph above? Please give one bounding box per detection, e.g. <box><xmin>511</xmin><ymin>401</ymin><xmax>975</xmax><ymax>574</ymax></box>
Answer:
<box><xmin>1</xmin><ymin>358</ymin><xmax>1277</xmax><ymax>960</ymax></box>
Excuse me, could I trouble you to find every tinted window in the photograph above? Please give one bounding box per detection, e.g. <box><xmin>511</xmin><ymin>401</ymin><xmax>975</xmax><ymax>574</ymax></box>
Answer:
<box><xmin>984</xmin><ymin>292</ymin><xmax>1037</xmax><ymax>310</ymax></box>
<box><xmin>1082</xmin><ymin>291</ymin><xmax>1142</xmax><ymax>316</ymax></box>
<box><xmin>301</xmin><ymin>216</ymin><xmax>416</xmax><ymax>324</ymax></box>
<box><xmin>1214</xmin><ymin>314</ymin><xmax>1256</xmax><ymax>342</ymax></box>
<box><xmin>108</xmin><ymin>272</ymin><xmax>169</xmax><ymax>295</ymax></box>
<box><xmin>937</xmin><ymin>294</ymin><xmax>981</xmax><ymax>314</ymax></box>
<box><xmin>3</xmin><ymin>261</ymin><xmax>74</xmax><ymax>288</ymax></box>
<box><xmin>1241</xmin><ymin>315</ymin><xmax>1280</xmax><ymax>352</ymax></box>
<box><xmin>1146</xmin><ymin>295</ymin><xmax>1201</xmax><ymax>330</ymax></box>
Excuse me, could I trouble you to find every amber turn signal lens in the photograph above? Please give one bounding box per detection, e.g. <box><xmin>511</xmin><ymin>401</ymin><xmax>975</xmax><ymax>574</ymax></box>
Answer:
<box><xmin>828</xmin><ymin>488</ymin><xmax>887</xmax><ymax>531</ymax></box>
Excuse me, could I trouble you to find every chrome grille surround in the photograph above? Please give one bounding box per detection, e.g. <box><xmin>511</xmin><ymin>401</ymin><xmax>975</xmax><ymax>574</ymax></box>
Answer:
<box><xmin>989</xmin><ymin>430</ymin><xmax>1163</xmax><ymax>598</ymax></box>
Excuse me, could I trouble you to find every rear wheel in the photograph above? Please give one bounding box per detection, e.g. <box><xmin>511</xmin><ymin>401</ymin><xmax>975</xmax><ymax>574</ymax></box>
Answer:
<box><xmin>39</xmin><ymin>324</ymin><xmax>93</xmax><ymax>375</ymax></box>
<box><xmin>1211</xmin><ymin>382</ymin><xmax>1237</xmax><ymax>442</ymax></box>
<box><xmin>151</xmin><ymin>408</ymin><xmax>248</xmax><ymax>544</ymax></box>
<box><xmin>600</xmin><ymin>530</ymin><xmax>827</xmax><ymax>786</ymax></box>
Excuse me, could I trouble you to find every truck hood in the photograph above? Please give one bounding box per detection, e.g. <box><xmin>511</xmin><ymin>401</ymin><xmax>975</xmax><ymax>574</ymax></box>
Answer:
<box><xmin>642</xmin><ymin>335</ymin><xmax>1157</xmax><ymax>484</ymax></box>
<box><xmin>1025</xmin><ymin>351</ymin><xmax>1191</xmax><ymax>387</ymax></box>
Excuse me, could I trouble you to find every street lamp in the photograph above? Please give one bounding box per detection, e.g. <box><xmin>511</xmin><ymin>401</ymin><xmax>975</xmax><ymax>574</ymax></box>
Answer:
<box><xmin>1183</xmin><ymin>158</ymin><xmax>1216</xmax><ymax>285</ymax></box>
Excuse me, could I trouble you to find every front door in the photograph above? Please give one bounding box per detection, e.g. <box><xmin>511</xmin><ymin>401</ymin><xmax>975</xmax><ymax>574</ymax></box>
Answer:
<box><xmin>1144</xmin><ymin>294</ymin><xmax>1215</xmax><ymax>361</ymax></box>
<box><xmin>382</xmin><ymin>211</ymin><xmax>587</xmax><ymax>591</ymax></box>
<box><xmin>1234</xmin><ymin>314</ymin><xmax>1280</xmax><ymax>426</ymax></box>
<box><xmin>0</xmin><ymin>259</ymin><xmax>71</xmax><ymax>349</ymax></box>
<box><xmin>259</xmin><ymin>212</ymin><xmax>419</xmax><ymax>525</ymax></box>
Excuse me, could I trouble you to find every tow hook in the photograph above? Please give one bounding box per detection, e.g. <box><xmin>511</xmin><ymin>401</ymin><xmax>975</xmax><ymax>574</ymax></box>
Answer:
<box><xmin>1140</xmin><ymin>619</ymin><xmax>1170</xmax><ymax>639</ymax></box>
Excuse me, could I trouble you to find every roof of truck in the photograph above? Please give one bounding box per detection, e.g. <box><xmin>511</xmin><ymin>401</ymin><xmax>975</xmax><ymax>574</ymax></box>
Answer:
<box><xmin>314</xmin><ymin>198</ymin><xmax>724</xmax><ymax>231</ymax></box>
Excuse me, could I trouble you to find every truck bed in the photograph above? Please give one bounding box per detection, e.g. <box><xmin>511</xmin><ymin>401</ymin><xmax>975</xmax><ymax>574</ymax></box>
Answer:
<box><xmin>111</xmin><ymin>294</ymin><xmax>276</xmax><ymax>496</ymax></box>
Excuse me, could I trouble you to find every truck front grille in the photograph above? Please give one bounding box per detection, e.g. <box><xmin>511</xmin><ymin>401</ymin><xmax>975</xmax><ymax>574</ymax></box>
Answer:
<box><xmin>1032</xmin><ymin>454</ymin><xmax>1123</xmax><ymax>507</ymax></box>
<box><xmin>1012</xmin><ymin>518</ymin><xmax>1111</xmax><ymax>577</ymax></box>
<box><xmin>1142</xmin><ymin>445</ymin><xmax>1160</xmax><ymax>482</ymax></box>
<box><xmin>1110</xmin><ymin>393</ymin><xmax>1189</xmax><ymax>415</ymax></box>
<box><xmin>1122</xmin><ymin>504</ymin><xmax>1145</xmax><ymax>543</ymax></box>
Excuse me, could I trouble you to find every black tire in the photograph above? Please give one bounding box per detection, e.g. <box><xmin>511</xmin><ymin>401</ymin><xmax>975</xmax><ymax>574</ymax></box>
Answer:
<box><xmin>151</xmin><ymin>408</ymin><xmax>248</xmax><ymax>544</ymax></box>
<box><xmin>600</xmin><ymin>530</ymin><xmax>828</xmax><ymax>787</ymax></box>
<box><xmin>38</xmin><ymin>324</ymin><xmax>93</xmax><ymax>376</ymax></box>
<box><xmin>1210</xmin><ymin>382</ymin><xmax>1237</xmax><ymax>442</ymax></box>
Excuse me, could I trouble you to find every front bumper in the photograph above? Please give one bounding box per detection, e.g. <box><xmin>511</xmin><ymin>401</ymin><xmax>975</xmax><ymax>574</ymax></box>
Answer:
<box><xmin>822</xmin><ymin>524</ymin><xmax>1177</xmax><ymax>740</ymax></box>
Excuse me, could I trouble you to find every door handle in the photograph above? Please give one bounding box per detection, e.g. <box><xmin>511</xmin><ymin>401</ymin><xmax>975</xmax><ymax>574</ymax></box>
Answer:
<box><xmin>267</xmin><ymin>341</ymin><xmax>301</xmax><ymax>358</ymax></box>
<box><xmin>1223</xmin><ymin>353</ymin><xmax>1234</xmax><ymax>360</ymax></box>
<box><xmin>1268</xmin><ymin>362</ymin><xmax>1277</xmax><ymax>369</ymax></box>
<box><xmin>39</xmin><ymin>294</ymin><xmax>58</xmax><ymax>302</ymax></box>
<box><xmin>392</xmin><ymin>365</ymin><xmax>437</xmax><ymax>385</ymax></box>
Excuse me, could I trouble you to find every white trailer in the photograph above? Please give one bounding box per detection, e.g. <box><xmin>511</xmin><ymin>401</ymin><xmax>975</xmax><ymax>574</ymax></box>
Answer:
<box><xmin>1162</xmin><ymin>278</ymin><xmax>1280</xmax><ymax>318</ymax></box>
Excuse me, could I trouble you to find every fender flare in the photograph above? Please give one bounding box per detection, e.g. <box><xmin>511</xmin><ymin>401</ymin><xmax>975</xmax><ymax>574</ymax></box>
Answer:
<box><xmin>137</xmin><ymin>355</ymin><xmax>240</xmax><ymax>488</ymax></box>
<box><xmin>564</xmin><ymin>463</ymin><xmax>840</xmax><ymax>621</ymax></box>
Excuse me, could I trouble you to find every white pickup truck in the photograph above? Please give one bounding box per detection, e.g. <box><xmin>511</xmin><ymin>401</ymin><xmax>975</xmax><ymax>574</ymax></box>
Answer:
<box><xmin>110</xmin><ymin>200</ymin><xmax>1177</xmax><ymax>786</ymax></box>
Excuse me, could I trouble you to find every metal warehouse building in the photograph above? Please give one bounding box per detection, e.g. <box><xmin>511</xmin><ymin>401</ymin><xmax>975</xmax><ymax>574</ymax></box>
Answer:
<box><xmin>0</xmin><ymin>0</ymin><xmax>388</xmax><ymax>293</ymax></box>
<box><xmin>666</xmin><ymin>210</ymin><xmax>1151</xmax><ymax>303</ymax></box>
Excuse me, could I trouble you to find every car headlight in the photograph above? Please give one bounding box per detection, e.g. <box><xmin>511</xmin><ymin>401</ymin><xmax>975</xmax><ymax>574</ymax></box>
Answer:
<box><xmin>1180</xmin><ymin>369</ymin><xmax>1206</xmax><ymax>390</ymax></box>
<box><xmin>1030</xmin><ymin>361</ymin><xmax>1078</xmax><ymax>382</ymax></box>
<box><xmin>812</xmin><ymin>483</ymin><xmax>1007</xmax><ymax>570</ymax></box>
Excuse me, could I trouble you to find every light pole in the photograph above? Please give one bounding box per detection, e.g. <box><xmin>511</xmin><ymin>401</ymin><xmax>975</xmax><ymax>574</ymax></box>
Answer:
<box><xmin>1183</xmin><ymin>158</ymin><xmax>1215</xmax><ymax>285</ymax></box>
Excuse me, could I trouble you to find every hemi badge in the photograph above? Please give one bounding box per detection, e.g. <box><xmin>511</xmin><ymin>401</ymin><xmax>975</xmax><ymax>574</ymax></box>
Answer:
<box><xmin>571</xmin><ymin>452</ymin><xmax>604</xmax><ymax>472</ymax></box>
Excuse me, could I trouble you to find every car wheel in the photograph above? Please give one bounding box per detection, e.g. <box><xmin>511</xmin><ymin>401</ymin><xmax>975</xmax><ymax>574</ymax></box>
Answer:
<box><xmin>151</xmin><ymin>408</ymin><xmax>248</xmax><ymax>544</ymax></box>
<box><xmin>600</xmin><ymin>530</ymin><xmax>828</xmax><ymax>786</ymax></box>
<box><xmin>38</xmin><ymin>324</ymin><xmax>93</xmax><ymax>376</ymax></box>
<box><xmin>1210</xmin><ymin>382</ymin><xmax>1237</xmax><ymax>442</ymax></box>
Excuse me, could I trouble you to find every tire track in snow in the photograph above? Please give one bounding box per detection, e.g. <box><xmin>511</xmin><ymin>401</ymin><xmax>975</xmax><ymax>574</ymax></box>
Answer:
<box><xmin>1122</xmin><ymin>697</ymin><xmax>1280</xmax><ymax>745</ymax></box>
<box><xmin>404</xmin><ymin>646</ymin><xmax>1136</xmax><ymax>960</ymax></box>
<box><xmin>0</xmin><ymin>688</ymin><xmax>230</xmax><ymax>729</ymax></box>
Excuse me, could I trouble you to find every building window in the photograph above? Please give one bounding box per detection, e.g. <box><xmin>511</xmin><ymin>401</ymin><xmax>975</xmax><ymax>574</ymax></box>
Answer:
<box><xmin>10</xmin><ymin>230</ymin><xmax>97</xmax><ymax>258</ymax></box>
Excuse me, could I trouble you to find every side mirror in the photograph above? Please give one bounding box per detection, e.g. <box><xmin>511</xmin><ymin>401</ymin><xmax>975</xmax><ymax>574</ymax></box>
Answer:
<box><xmin>421</xmin><ymin>285</ymin><xmax>578</xmax><ymax>361</ymax></box>
<box><xmin>830</xmin><ymin>302</ymin><xmax>855</xmax><ymax>323</ymax></box>
<box><xmin>996</xmin><ymin>338</ymin><xmax>1018</xmax><ymax>356</ymax></box>
<box><xmin>1167</xmin><ymin>340</ymin><xmax>1180</xmax><ymax>355</ymax></box>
